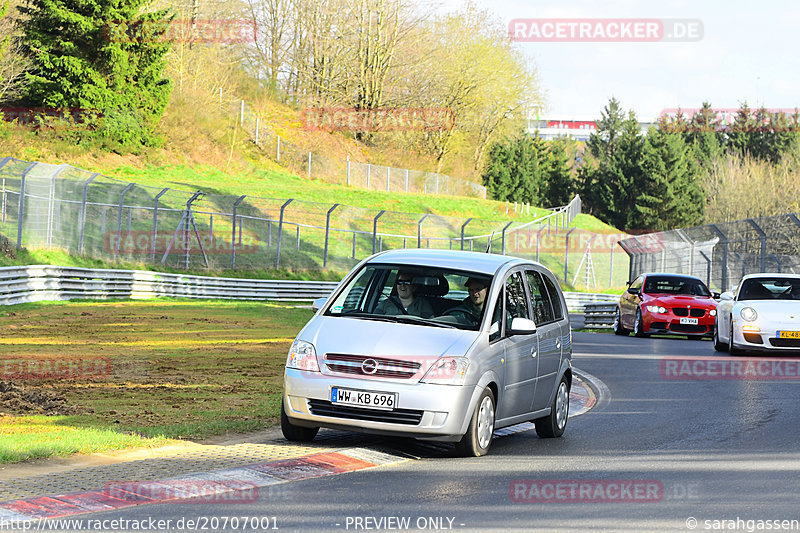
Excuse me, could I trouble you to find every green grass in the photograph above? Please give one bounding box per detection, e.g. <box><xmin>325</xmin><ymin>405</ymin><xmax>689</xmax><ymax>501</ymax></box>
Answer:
<box><xmin>0</xmin><ymin>299</ymin><xmax>314</xmax><ymax>463</ymax></box>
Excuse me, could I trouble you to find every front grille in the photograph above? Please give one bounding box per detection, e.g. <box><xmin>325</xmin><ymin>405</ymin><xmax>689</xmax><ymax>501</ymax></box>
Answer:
<box><xmin>672</xmin><ymin>308</ymin><xmax>705</xmax><ymax>317</ymax></box>
<box><xmin>308</xmin><ymin>400</ymin><xmax>423</xmax><ymax>425</ymax></box>
<box><xmin>769</xmin><ymin>338</ymin><xmax>800</xmax><ymax>348</ymax></box>
<box><xmin>670</xmin><ymin>324</ymin><xmax>708</xmax><ymax>333</ymax></box>
<box><xmin>324</xmin><ymin>354</ymin><xmax>421</xmax><ymax>379</ymax></box>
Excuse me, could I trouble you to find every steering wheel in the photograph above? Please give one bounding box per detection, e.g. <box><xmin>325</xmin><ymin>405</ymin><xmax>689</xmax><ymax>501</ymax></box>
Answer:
<box><xmin>440</xmin><ymin>307</ymin><xmax>479</xmax><ymax>323</ymax></box>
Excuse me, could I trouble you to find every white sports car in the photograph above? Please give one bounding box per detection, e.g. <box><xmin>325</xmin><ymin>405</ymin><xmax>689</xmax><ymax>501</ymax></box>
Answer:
<box><xmin>714</xmin><ymin>273</ymin><xmax>800</xmax><ymax>355</ymax></box>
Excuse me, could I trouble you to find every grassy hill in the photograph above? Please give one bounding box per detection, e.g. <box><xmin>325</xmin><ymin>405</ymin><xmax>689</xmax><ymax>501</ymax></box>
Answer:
<box><xmin>0</xmin><ymin>92</ymin><xmax>625</xmax><ymax>289</ymax></box>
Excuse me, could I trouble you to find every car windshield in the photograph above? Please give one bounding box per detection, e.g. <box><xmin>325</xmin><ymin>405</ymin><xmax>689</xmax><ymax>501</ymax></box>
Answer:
<box><xmin>323</xmin><ymin>264</ymin><xmax>493</xmax><ymax>330</ymax></box>
<box><xmin>643</xmin><ymin>276</ymin><xmax>711</xmax><ymax>296</ymax></box>
<box><xmin>738</xmin><ymin>278</ymin><xmax>800</xmax><ymax>301</ymax></box>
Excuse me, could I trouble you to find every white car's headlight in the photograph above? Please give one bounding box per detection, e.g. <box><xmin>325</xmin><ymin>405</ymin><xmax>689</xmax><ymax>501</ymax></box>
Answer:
<box><xmin>420</xmin><ymin>357</ymin><xmax>469</xmax><ymax>386</ymax></box>
<box><xmin>286</xmin><ymin>339</ymin><xmax>320</xmax><ymax>372</ymax></box>
<box><xmin>646</xmin><ymin>305</ymin><xmax>667</xmax><ymax>314</ymax></box>
<box><xmin>740</xmin><ymin>307</ymin><xmax>758</xmax><ymax>322</ymax></box>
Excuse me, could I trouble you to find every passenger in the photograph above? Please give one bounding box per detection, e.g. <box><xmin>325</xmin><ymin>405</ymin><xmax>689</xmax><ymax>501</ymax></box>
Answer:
<box><xmin>374</xmin><ymin>271</ymin><xmax>434</xmax><ymax>318</ymax></box>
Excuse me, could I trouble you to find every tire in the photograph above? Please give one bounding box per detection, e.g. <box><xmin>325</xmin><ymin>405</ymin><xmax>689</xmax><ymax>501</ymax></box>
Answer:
<box><xmin>613</xmin><ymin>307</ymin><xmax>629</xmax><ymax>336</ymax></box>
<box><xmin>713</xmin><ymin>320</ymin><xmax>728</xmax><ymax>352</ymax></box>
<box><xmin>456</xmin><ymin>388</ymin><xmax>495</xmax><ymax>457</ymax></box>
<box><xmin>729</xmin><ymin>322</ymin><xmax>744</xmax><ymax>356</ymax></box>
<box><xmin>634</xmin><ymin>308</ymin><xmax>648</xmax><ymax>337</ymax></box>
<box><xmin>535</xmin><ymin>376</ymin><xmax>570</xmax><ymax>438</ymax></box>
<box><xmin>281</xmin><ymin>400</ymin><xmax>319</xmax><ymax>442</ymax></box>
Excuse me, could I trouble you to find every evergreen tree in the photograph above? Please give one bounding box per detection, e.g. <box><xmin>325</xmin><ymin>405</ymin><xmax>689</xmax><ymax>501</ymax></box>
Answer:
<box><xmin>632</xmin><ymin>128</ymin><xmax>704</xmax><ymax>230</ymax></box>
<box><xmin>542</xmin><ymin>138</ymin><xmax>574</xmax><ymax>206</ymax></box>
<box><xmin>482</xmin><ymin>140</ymin><xmax>514</xmax><ymax>200</ymax></box>
<box><xmin>17</xmin><ymin>0</ymin><xmax>173</xmax><ymax>148</ymax></box>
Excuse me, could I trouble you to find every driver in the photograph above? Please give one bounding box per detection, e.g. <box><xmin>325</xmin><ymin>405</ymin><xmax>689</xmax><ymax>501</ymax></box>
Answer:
<box><xmin>461</xmin><ymin>277</ymin><xmax>489</xmax><ymax>316</ymax></box>
<box><xmin>374</xmin><ymin>271</ymin><xmax>434</xmax><ymax>318</ymax></box>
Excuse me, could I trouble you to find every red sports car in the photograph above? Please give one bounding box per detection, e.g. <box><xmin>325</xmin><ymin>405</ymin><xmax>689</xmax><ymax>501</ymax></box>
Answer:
<box><xmin>614</xmin><ymin>273</ymin><xmax>719</xmax><ymax>338</ymax></box>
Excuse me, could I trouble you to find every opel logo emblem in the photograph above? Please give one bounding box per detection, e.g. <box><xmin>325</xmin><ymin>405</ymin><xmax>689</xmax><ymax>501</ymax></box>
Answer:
<box><xmin>361</xmin><ymin>359</ymin><xmax>378</xmax><ymax>375</ymax></box>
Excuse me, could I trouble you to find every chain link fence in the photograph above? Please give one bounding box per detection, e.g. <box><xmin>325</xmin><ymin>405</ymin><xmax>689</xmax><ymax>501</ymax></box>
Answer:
<box><xmin>0</xmin><ymin>157</ymin><xmax>633</xmax><ymax>290</ymax></box>
<box><xmin>238</xmin><ymin>101</ymin><xmax>488</xmax><ymax>199</ymax></box>
<box><xmin>619</xmin><ymin>214</ymin><xmax>800</xmax><ymax>292</ymax></box>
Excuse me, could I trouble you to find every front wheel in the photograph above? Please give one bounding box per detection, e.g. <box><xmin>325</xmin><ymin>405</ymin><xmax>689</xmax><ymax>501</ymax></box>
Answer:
<box><xmin>456</xmin><ymin>388</ymin><xmax>495</xmax><ymax>457</ymax></box>
<box><xmin>634</xmin><ymin>308</ymin><xmax>648</xmax><ymax>337</ymax></box>
<box><xmin>281</xmin><ymin>400</ymin><xmax>319</xmax><ymax>442</ymax></box>
<box><xmin>613</xmin><ymin>307</ymin><xmax>629</xmax><ymax>336</ymax></box>
<box><xmin>534</xmin><ymin>376</ymin><xmax>570</xmax><ymax>438</ymax></box>
<box><xmin>729</xmin><ymin>322</ymin><xmax>744</xmax><ymax>356</ymax></box>
<box><xmin>713</xmin><ymin>321</ymin><xmax>728</xmax><ymax>352</ymax></box>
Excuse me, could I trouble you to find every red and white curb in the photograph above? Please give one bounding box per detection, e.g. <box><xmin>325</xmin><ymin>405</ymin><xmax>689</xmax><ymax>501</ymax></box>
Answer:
<box><xmin>0</xmin><ymin>449</ymin><xmax>408</xmax><ymax>522</ymax></box>
<box><xmin>0</xmin><ymin>374</ymin><xmax>604</xmax><ymax>522</ymax></box>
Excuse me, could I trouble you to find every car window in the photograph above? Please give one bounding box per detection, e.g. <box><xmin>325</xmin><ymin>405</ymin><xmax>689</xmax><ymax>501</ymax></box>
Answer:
<box><xmin>525</xmin><ymin>270</ymin><xmax>555</xmax><ymax>325</ymax></box>
<box><xmin>630</xmin><ymin>276</ymin><xmax>643</xmax><ymax>290</ymax></box>
<box><xmin>489</xmin><ymin>295</ymin><xmax>503</xmax><ymax>343</ymax></box>
<box><xmin>739</xmin><ymin>278</ymin><xmax>800</xmax><ymax>300</ymax></box>
<box><xmin>643</xmin><ymin>276</ymin><xmax>710</xmax><ymax>296</ymax></box>
<box><xmin>324</xmin><ymin>263</ymin><xmax>493</xmax><ymax>330</ymax></box>
<box><xmin>538</xmin><ymin>271</ymin><xmax>564</xmax><ymax>321</ymax></box>
<box><xmin>505</xmin><ymin>271</ymin><xmax>531</xmax><ymax>330</ymax></box>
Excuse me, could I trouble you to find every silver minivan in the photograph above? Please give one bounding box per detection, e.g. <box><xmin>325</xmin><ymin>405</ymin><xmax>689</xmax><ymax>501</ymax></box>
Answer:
<box><xmin>281</xmin><ymin>249</ymin><xmax>572</xmax><ymax>456</ymax></box>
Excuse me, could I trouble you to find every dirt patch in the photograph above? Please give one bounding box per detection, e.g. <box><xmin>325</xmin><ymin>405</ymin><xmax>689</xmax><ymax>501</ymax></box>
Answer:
<box><xmin>0</xmin><ymin>381</ymin><xmax>86</xmax><ymax>416</ymax></box>
<box><xmin>0</xmin><ymin>234</ymin><xmax>15</xmax><ymax>259</ymax></box>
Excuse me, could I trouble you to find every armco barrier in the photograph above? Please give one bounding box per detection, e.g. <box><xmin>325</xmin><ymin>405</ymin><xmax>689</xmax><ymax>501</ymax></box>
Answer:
<box><xmin>0</xmin><ymin>265</ymin><xmax>619</xmax><ymax>310</ymax></box>
<box><xmin>0</xmin><ymin>265</ymin><xmax>339</xmax><ymax>306</ymax></box>
<box><xmin>584</xmin><ymin>303</ymin><xmax>618</xmax><ymax>328</ymax></box>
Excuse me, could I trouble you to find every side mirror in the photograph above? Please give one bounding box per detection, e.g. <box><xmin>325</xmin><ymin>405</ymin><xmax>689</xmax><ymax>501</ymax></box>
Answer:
<box><xmin>627</xmin><ymin>287</ymin><xmax>640</xmax><ymax>295</ymax></box>
<box><xmin>509</xmin><ymin>317</ymin><xmax>537</xmax><ymax>335</ymax></box>
<box><xmin>712</xmin><ymin>291</ymin><xmax>721</xmax><ymax>299</ymax></box>
<box><xmin>312</xmin><ymin>297</ymin><xmax>328</xmax><ymax>313</ymax></box>
<box><xmin>720</xmin><ymin>292</ymin><xmax>734</xmax><ymax>301</ymax></box>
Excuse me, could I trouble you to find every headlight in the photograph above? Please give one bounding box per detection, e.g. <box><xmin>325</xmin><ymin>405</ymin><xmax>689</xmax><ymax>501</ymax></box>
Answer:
<box><xmin>646</xmin><ymin>305</ymin><xmax>667</xmax><ymax>314</ymax></box>
<box><xmin>420</xmin><ymin>357</ymin><xmax>469</xmax><ymax>386</ymax></box>
<box><xmin>286</xmin><ymin>339</ymin><xmax>320</xmax><ymax>372</ymax></box>
<box><xmin>710</xmin><ymin>309</ymin><xmax>717</xmax><ymax>317</ymax></box>
<box><xmin>740</xmin><ymin>307</ymin><xmax>758</xmax><ymax>322</ymax></box>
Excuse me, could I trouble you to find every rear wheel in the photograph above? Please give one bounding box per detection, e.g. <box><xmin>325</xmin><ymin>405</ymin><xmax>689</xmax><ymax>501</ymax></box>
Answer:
<box><xmin>456</xmin><ymin>388</ymin><xmax>495</xmax><ymax>457</ymax></box>
<box><xmin>280</xmin><ymin>400</ymin><xmax>319</xmax><ymax>442</ymax></box>
<box><xmin>634</xmin><ymin>309</ymin><xmax>648</xmax><ymax>337</ymax></box>
<box><xmin>713</xmin><ymin>320</ymin><xmax>728</xmax><ymax>352</ymax></box>
<box><xmin>535</xmin><ymin>376</ymin><xmax>570</xmax><ymax>438</ymax></box>
<box><xmin>613</xmin><ymin>307</ymin><xmax>629</xmax><ymax>336</ymax></box>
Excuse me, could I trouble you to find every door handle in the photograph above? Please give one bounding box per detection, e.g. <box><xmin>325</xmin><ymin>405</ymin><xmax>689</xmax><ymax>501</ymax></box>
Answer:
<box><xmin>555</xmin><ymin>338</ymin><xmax>562</xmax><ymax>349</ymax></box>
<box><xmin>531</xmin><ymin>348</ymin><xmax>537</xmax><ymax>358</ymax></box>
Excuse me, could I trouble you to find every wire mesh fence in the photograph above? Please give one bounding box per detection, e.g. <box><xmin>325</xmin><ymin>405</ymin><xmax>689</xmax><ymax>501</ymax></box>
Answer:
<box><xmin>619</xmin><ymin>214</ymin><xmax>800</xmax><ymax>292</ymax></box>
<box><xmin>0</xmin><ymin>156</ymin><xmax>631</xmax><ymax>290</ymax></box>
<box><xmin>238</xmin><ymin>100</ymin><xmax>488</xmax><ymax>199</ymax></box>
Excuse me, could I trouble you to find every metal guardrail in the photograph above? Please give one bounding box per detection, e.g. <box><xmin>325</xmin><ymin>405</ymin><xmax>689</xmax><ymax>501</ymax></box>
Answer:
<box><xmin>0</xmin><ymin>265</ymin><xmax>620</xmax><ymax>311</ymax></box>
<box><xmin>0</xmin><ymin>266</ymin><xmax>340</xmax><ymax>306</ymax></box>
<box><xmin>583</xmin><ymin>303</ymin><xmax>618</xmax><ymax>328</ymax></box>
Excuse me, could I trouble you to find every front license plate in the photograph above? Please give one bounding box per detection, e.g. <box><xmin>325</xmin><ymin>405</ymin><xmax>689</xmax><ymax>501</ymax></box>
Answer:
<box><xmin>777</xmin><ymin>331</ymin><xmax>800</xmax><ymax>339</ymax></box>
<box><xmin>679</xmin><ymin>317</ymin><xmax>699</xmax><ymax>325</ymax></box>
<box><xmin>331</xmin><ymin>387</ymin><xmax>396</xmax><ymax>410</ymax></box>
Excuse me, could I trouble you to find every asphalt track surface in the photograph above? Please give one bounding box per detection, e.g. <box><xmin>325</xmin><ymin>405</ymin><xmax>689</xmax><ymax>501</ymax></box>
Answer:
<box><xmin>25</xmin><ymin>331</ymin><xmax>800</xmax><ymax>532</ymax></box>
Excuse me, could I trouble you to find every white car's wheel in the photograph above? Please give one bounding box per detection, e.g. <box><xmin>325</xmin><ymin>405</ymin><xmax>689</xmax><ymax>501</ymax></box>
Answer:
<box><xmin>713</xmin><ymin>318</ymin><xmax>728</xmax><ymax>352</ymax></box>
<box><xmin>729</xmin><ymin>322</ymin><xmax>744</xmax><ymax>356</ymax></box>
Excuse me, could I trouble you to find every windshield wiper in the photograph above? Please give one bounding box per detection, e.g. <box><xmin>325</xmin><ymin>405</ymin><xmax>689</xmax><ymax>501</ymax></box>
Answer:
<box><xmin>391</xmin><ymin>315</ymin><xmax>458</xmax><ymax>329</ymax></box>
